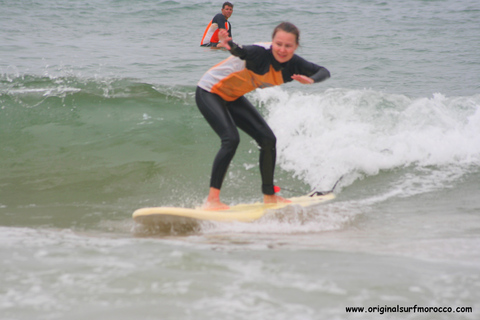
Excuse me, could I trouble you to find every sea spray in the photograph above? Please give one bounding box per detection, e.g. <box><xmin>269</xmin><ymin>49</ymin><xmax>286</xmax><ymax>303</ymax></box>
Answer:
<box><xmin>252</xmin><ymin>87</ymin><xmax>480</xmax><ymax>195</ymax></box>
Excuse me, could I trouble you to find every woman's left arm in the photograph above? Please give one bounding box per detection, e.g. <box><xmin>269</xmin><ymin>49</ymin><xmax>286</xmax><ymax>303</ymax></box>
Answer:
<box><xmin>292</xmin><ymin>74</ymin><xmax>315</xmax><ymax>84</ymax></box>
<box><xmin>291</xmin><ymin>56</ymin><xmax>331</xmax><ymax>84</ymax></box>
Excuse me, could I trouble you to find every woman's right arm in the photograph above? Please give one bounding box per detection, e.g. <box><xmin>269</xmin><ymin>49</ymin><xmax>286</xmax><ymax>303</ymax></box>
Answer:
<box><xmin>217</xmin><ymin>29</ymin><xmax>248</xmax><ymax>59</ymax></box>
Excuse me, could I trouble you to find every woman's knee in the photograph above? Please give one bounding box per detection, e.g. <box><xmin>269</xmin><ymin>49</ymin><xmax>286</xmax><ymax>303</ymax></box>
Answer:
<box><xmin>258</xmin><ymin>131</ymin><xmax>276</xmax><ymax>150</ymax></box>
<box><xmin>221</xmin><ymin>132</ymin><xmax>240</xmax><ymax>151</ymax></box>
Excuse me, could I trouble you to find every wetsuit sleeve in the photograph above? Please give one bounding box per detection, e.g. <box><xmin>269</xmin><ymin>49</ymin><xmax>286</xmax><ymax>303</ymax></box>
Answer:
<box><xmin>227</xmin><ymin>41</ymin><xmax>263</xmax><ymax>60</ymax></box>
<box><xmin>285</xmin><ymin>55</ymin><xmax>330</xmax><ymax>83</ymax></box>
<box><xmin>212</xmin><ymin>13</ymin><xmax>227</xmax><ymax>30</ymax></box>
<box><xmin>227</xmin><ymin>40</ymin><xmax>246</xmax><ymax>58</ymax></box>
<box><xmin>309</xmin><ymin>66</ymin><xmax>330</xmax><ymax>83</ymax></box>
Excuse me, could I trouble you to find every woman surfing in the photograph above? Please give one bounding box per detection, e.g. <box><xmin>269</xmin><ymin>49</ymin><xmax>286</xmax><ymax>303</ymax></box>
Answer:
<box><xmin>195</xmin><ymin>22</ymin><xmax>331</xmax><ymax>210</ymax></box>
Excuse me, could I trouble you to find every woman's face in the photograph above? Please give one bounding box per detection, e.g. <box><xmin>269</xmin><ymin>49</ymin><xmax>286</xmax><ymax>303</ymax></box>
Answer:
<box><xmin>271</xmin><ymin>30</ymin><xmax>298</xmax><ymax>63</ymax></box>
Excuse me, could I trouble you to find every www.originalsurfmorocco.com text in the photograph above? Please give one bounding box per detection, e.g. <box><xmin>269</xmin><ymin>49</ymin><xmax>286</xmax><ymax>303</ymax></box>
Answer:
<box><xmin>345</xmin><ymin>304</ymin><xmax>473</xmax><ymax>315</ymax></box>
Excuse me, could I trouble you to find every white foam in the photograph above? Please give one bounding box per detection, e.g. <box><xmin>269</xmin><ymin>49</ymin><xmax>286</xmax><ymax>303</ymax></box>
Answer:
<box><xmin>251</xmin><ymin>88</ymin><xmax>480</xmax><ymax>193</ymax></box>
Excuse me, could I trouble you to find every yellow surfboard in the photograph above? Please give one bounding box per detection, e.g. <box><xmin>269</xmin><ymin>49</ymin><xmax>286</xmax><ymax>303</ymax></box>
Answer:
<box><xmin>133</xmin><ymin>192</ymin><xmax>335</xmax><ymax>233</ymax></box>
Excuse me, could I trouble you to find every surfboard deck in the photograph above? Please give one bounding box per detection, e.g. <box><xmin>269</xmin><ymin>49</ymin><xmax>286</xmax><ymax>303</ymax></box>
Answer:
<box><xmin>133</xmin><ymin>192</ymin><xmax>335</xmax><ymax>229</ymax></box>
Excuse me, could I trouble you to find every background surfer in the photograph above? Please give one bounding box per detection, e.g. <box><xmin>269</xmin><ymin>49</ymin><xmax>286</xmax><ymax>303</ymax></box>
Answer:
<box><xmin>200</xmin><ymin>2</ymin><xmax>233</xmax><ymax>47</ymax></box>
<box><xmin>196</xmin><ymin>22</ymin><xmax>331</xmax><ymax>210</ymax></box>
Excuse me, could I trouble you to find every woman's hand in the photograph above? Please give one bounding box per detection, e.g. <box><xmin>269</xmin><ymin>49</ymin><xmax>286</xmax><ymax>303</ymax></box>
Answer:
<box><xmin>216</xmin><ymin>29</ymin><xmax>232</xmax><ymax>50</ymax></box>
<box><xmin>292</xmin><ymin>74</ymin><xmax>314</xmax><ymax>84</ymax></box>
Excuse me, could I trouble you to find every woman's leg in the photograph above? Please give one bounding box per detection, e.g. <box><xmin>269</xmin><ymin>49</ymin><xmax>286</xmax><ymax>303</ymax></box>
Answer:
<box><xmin>229</xmin><ymin>97</ymin><xmax>289</xmax><ymax>203</ymax></box>
<box><xmin>228</xmin><ymin>96</ymin><xmax>278</xmax><ymax>195</ymax></box>
<box><xmin>195</xmin><ymin>87</ymin><xmax>240</xmax><ymax>208</ymax></box>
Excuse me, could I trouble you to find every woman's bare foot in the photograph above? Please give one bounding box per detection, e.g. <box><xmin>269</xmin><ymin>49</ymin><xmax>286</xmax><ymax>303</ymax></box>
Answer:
<box><xmin>203</xmin><ymin>199</ymin><xmax>230</xmax><ymax>211</ymax></box>
<box><xmin>203</xmin><ymin>187</ymin><xmax>230</xmax><ymax>210</ymax></box>
<box><xmin>263</xmin><ymin>194</ymin><xmax>291</xmax><ymax>204</ymax></box>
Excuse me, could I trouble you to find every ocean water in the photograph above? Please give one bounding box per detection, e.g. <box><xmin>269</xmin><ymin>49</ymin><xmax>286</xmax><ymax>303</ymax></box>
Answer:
<box><xmin>1</xmin><ymin>0</ymin><xmax>480</xmax><ymax>319</ymax></box>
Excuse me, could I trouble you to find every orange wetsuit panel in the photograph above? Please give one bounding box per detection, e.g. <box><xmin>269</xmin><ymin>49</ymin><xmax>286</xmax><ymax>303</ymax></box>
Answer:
<box><xmin>210</xmin><ymin>65</ymin><xmax>284</xmax><ymax>101</ymax></box>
